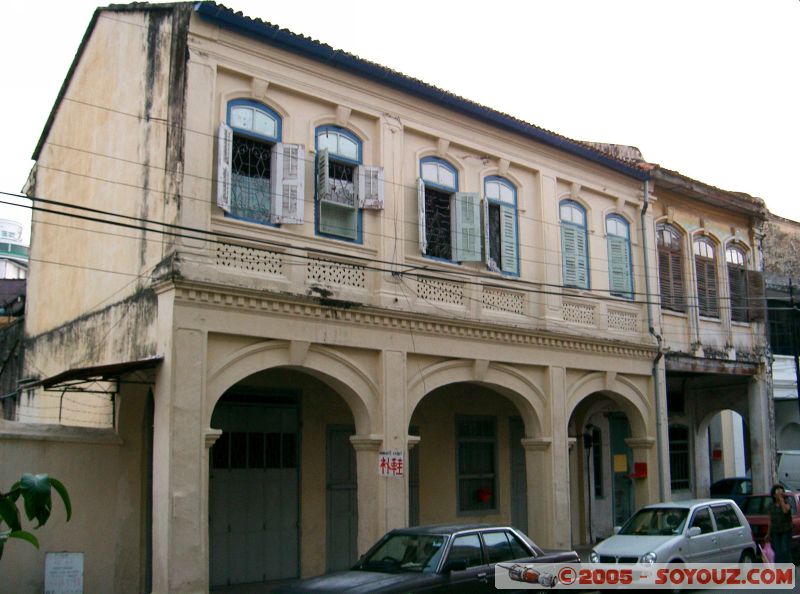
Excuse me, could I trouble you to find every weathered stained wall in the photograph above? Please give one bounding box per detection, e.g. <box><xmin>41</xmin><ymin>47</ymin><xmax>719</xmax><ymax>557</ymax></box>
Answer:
<box><xmin>26</xmin><ymin>6</ymin><xmax>190</xmax><ymax>337</ymax></box>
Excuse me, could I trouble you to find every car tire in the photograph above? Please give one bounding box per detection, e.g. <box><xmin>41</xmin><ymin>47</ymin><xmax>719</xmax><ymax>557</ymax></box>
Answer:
<box><xmin>739</xmin><ymin>549</ymin><xmax>756</xmax><ymax>565</ymax></box>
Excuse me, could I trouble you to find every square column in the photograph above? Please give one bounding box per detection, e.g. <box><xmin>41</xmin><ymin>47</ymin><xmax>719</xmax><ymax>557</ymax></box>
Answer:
<box><xmin>350</xmin><ymin>434</ymin><xmax>383</xmax><ymax>555</ymax></box>
<box><xmin>151</xmin><ymin>326</ymin><xmax>208</xmax><ymax>594</ymax></box>
<box><xmin>748</xmin><ymin>371</ymin><xmax>773</xmax><ymax>493</ymax></box>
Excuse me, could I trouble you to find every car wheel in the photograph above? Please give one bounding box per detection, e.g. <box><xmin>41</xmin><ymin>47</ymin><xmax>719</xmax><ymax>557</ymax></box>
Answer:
<box><xmin>739</xmin><ymin>549</ymin><xmax>756</xmax><ymax>565</ymax></box>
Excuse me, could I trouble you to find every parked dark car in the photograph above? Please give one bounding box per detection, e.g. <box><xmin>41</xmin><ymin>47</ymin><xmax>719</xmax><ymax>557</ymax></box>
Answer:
<box><xmin>741</xmin><ymin>491</ymin><xmax>800</xmax><ymax>561</ymax></box>
<box><xmin>709</xmin><ymin>477</ymin><xmax>752</xmax><ymax>507</ymax></box>
<box><xmin>273</xmin><ymin>523</ymin><xmax>579</xmax><ymax>593</ymax></box>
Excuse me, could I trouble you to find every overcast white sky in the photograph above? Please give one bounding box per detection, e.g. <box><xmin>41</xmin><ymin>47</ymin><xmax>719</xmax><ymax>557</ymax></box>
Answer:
<box><xmin>2</xmin><ymin>1</ymin><xmax>797</xmax><ymax>243</ymax></box>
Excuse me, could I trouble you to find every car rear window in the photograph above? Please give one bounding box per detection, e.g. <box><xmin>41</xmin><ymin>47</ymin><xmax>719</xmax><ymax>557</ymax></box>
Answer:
<box><xmin>712</xmin><ymin>504</ymin><xmax>741</xmax><ymax>530</ymax></box>
<box><xmin>482</xmin><ymin>531</ymin><xmax>530</xmax><ymax>563</ymax></box>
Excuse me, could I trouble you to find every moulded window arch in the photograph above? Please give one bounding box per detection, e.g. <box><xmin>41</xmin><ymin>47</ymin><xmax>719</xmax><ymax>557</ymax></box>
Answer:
<box><xmin>421</xmin><ymin>157</ymin><xmax>458</xmax><ymax>191</ymax></box>
<box><xmin>693</xmin><ymin>236</ymin><xmax>719</xmax><ymax>318</ymax></box>
<box><xmin>228</xmin><ymin>99</ymin><xmax>282</xmax><ymax>142</ymax></box>
<box><xmin>484</xmin><ymin>176</ymin><xmax>519</xmax><ymax>276</ymax></box>
<box><xmin>559</xmin><ymin>200</ymin><xmax>589</xmax><ymax>289</ymax></box>
<box><xmin>656</xmin><ymin>223</ymin><xmax>686</xmax><ymax>313</ymax></box>
<box><xmin>315</xmin><ymin>125</ymin><xmax>363</xmax><ymax>242</ymax></box>
<box><xmin>726</xmin><ymin>244</ymin><xmax>748</xmax><ymax>322</ymax></box>
<box><xmin>606</xmin><ymin>214</ymin><xmax>633</xmax><ymax>299</ymax></box>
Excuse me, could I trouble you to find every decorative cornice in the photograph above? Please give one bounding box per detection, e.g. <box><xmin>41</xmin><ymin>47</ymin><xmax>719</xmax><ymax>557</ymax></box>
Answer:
<box><xmin>521</xmin><ymin>437</ymin><xmax>552</xmax><ymax>451</ymax></box>
<box><xmin>205</xmin><ymin>428</ymin><xmax>223</xmax><ymax>449</ymax></box>
<box><xmin>625</xmin><ymin>437</ymin><xmax>656</xmax><ymax>450</ymax></box>
<box><xmin>167</xmin><ymin>281</ymin><xmax>657</xmax><ymax>360</ymax></box>
<box><xmin>349</xmin><ymin>434</ymin><xmax>383</xmax><ymax>451</ymax></box>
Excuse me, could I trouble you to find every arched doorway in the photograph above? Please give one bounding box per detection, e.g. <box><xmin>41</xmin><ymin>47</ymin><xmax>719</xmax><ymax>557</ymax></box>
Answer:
<box><xmin>408</xmin><ymin>380</ymin><xmax>534</xmax><ymax>531</ymax></box>
<box><xmin>208</xmin><ymin>367</ymin><xmax>360</xmax><ymax>589</ymax></box>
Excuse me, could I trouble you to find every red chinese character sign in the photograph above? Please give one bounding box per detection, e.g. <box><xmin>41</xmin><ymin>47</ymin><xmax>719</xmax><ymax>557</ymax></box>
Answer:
<box><xmin>378</xmin><ymin>450</ymin><xmax>404</xmax><ymax>477</ymax></box>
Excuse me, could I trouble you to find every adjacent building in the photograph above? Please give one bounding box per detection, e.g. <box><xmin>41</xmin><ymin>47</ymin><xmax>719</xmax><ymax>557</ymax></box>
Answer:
<box><xmin>0</xmin><ymin>3</ymin><xmax>773</xmax><ymax>593</ymax></box>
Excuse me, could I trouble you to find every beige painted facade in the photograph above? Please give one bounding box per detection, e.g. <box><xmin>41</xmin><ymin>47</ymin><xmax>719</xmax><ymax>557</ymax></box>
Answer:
<box><xmin>6</xmin><ymin>3</ymin><xmax>771</xmax><ymax>593</ymax></box>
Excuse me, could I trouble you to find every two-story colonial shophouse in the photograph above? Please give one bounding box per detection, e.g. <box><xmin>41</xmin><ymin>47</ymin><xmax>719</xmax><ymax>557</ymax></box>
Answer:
<box><xmin>0</xmin><ymin>3</ymin><xmax>771</xmax><ymax>593</ymax></box>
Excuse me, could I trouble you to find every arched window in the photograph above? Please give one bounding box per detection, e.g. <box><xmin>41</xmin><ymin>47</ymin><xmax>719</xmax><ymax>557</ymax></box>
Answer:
<box><xmin>315</xmin><ymin>126</ymin><xmax>362</xmax><ymax>241</ymax></box>
<box><xmin>694</xmin><ymin>237</ymin><xmax>719</xmax><ymax>318</ymax></box>
<box><xmin>217</xmin><ymin>100</ymin><xmax>300</xmax><ymax>226</ymax></box>
<box><xmin>559</xmin><ymin>200</ymin><xmax>589</xmax><ymax>289</ymax></box>
<box><xmin>656</xmin><ymin>224</ymin><xmax>685</xmax><ymax>313</ymax></box>
<box><xmin>484</xmin><ymin>177</ymin><xmax>518</xmax><ymax>275</ymax></box>
<box><xmin>726</xmin><ymin>245</ymin><xmax>748</xmax><ymax>323</ymax></box>
<box><xmin>418</xmin><ymin>157</ymin><xmax>463</xmax><ymax>260</ymax></box>
<box><xmin>606</xmin><ymin>215</ymin><xmax>632</xmax><ymax>298</ymax></box>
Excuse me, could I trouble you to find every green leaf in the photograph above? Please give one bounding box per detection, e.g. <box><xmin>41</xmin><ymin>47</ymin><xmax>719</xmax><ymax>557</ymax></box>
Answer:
<box><xmin>48</xmin><ymin>478</ymin><xmax>72</xmax><ymax>522</ymax></box>
<box><xmin>19</xmin><ymin>474</ymin><xmax>53</xmax><ymax>528</ymax></box>
<box><xmin>0</xmin><ymin>496</ymin><xmax>21</xmax><ymax>531</ymax></box>
<box><xmin>9</xmin><ymin>529</ymin><xmax>39</xmax><ymax>549</ymax></box>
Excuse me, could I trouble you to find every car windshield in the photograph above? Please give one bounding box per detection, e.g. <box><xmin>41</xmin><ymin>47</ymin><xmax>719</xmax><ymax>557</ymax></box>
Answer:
<box><xmin>360</xmin><ymin>533</ymin><xmax>447</xmax><ymax>573</ymax></box>
<box><xmin>619</xmin><ymin>507</ymin><xmax>689</xmax><ymax>536</ymax></box>
<box><xmin>742</xmin><ymin>496</ymin><xmax>772</xmax><ymax>515</ymax></box>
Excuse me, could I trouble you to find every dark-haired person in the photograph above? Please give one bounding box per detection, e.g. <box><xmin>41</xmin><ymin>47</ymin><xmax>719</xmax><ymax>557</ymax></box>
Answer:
<box><xmin>765</xmin><ymin>484</ymin><xmax>792</xmax><ymax>563</ymax></box>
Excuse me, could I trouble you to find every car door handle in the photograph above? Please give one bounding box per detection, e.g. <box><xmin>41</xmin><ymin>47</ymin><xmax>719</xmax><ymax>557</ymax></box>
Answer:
<box><xmin>478</xmin><ymin>572</ymin><xmax>488</xmax><ymax>583</ymax></box>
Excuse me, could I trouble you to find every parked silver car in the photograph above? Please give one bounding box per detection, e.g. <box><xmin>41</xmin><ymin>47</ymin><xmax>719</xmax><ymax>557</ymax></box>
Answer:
<box><xmin>589</xmin><ymin>499</ymin><xmax>757</xmax><ymax>564</ymax></box>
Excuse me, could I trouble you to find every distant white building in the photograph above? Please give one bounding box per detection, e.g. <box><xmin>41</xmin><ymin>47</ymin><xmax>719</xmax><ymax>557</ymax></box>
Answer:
<box><xmin>0</xmin><ymin>219</ymin><xmax>28</xmax><ymax>279</ymax></box>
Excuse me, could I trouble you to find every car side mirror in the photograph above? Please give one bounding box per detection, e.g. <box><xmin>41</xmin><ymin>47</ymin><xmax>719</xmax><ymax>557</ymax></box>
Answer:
<box><xmin>613</xmin><ymin>526</ymin><xmax>621</xmax><ymax>535</ymax></box>
<box><xmin>444</xmin><ymin>558</ymin><xmax>468</xmax><ymax>572</ymax></box>
<box><xmin>687</xmin><ymin>527</ymin><xmax>701</xmax><ymax>538</ymax></box>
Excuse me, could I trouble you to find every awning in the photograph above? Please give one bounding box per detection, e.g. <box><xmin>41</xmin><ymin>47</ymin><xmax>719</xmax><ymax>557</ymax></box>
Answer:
<box><xmin>27</xmin><ymin>356</ymin><xmax>163</xmax><ymax>392</ymax></box>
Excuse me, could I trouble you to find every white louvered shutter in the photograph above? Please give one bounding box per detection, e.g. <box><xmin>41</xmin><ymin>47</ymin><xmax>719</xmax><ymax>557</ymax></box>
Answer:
<box><xmin>216</xmin><ymin>122</ymin><xmax>233</xmax><ymax>212</ymax></box>
<box><xmin>357</xmin><ymin>166</ymin><xmax>384</xmax><ymax>209</ymax></box>
<box><xmin>418</xmin><ymin>177</ymin><xmax>427</xmax><ymax>255</ymax></box>
<box><xmin>316</xmin><ymin>148</ymin><xmax>330</xmax><ymax>201</ymax></box>
<box><xmin>270</xmin><ymin>143</ymin><xmax>305</xmax><ymax>224</ymax></box>
<box><xmin>500</xmin><ymin>205</ymin><xmax>518</xmax><ymax>275</ymax></box>
<box><xmin>452</xmin><ymin>192</ymin><xmax>482</xmax><ymax>262</ymax></box>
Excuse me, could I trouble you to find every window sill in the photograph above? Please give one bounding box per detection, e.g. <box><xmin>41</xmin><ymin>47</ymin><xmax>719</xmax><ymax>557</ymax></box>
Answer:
<box><xmin>662</xmin><ymin>309</ymin><xmax>688</xmax><ymax>319</ymax></box>
<box><xmin>698</xmin><ymin>315</ymin><xmax>722</xmax><ymax>323</ymax></box>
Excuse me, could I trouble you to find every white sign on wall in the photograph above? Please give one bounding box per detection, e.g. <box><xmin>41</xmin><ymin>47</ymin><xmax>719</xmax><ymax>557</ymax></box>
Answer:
<box><xmin>45</xmin><ymin>552</ymin><xmax>83</xmax><ymax>594</ymax></box>
<box><xmin>378</xmin><ymin>450</ymin><xmax>404</xmax><ymax>477</ymax></box>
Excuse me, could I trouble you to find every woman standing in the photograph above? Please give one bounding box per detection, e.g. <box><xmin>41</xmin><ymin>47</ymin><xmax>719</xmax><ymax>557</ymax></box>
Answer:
<box><xmin>766</xmin><ymin>484</ymin><xmax>793</xmax><ymax>563</ymax></box>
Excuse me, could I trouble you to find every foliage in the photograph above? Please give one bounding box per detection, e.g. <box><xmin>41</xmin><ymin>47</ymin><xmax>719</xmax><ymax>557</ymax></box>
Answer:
<box><xmin>0</xmin><ymin>474</ymin><xmax>71</xmax><ymax>560</ymax></box>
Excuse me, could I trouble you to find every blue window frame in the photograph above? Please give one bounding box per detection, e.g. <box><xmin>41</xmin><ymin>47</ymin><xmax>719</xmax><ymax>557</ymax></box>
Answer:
<box><xmin>225</xmin><ymin>100</ymin><xmax>282</xmax><ymax>225</ymax></box>
<box><xmin>484</xmin><ymin>176</ymin><xmax>519</xmax><ymax>276</ymax></box>
<box><xmin>560</xmin><ymin>200</ymin><xmax>589</xmax><ymax>289</ymax></box>
<box><xmin>606</xmin><ymin>215</ymin><xmax>633</xmax><ymax>298</ymax></box>
<box><xmin>315</xmin><ymin>125</ymin><xmax>363</xmax><ymax>242</ymax></box>
<box><xmin>419</xmin><ymin>157</ymin><xmax>458</xmax><ymax>261</ymax></box>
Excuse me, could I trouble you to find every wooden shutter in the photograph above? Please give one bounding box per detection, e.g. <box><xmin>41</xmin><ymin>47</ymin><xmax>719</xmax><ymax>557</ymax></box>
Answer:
<box><xmin>452</xmin><ymin>192</ymin><xmax>482</xmax><ymax>262</ymax></box>
<box><xmin>747</xmin><ymin>270</ymin><xmax>766</xmax><ymax>322</ymax></box>
<box><xmin>658</xmin><ymin>232</ymin><xmax>686</xmax><ymax>313</ymax></box>
<box><xmin>670</xmin><ymin>251</ymin><xmax>686</xmax><ymax>312</ymax></box>
<box><xmin>482</xmin><ymin>196</ymin><xmax>491</xmax><ymax>267</ymax></box>
<box><xmin>727</xmin><ymin>263</ymin><xmax>748</xmax><ymax>322</ymax></box>
<box><xmin>270</xmin><ymin>143</ymin><xmax>305</xmax><ymax>224</ymax></box>
<box><xmin>357</xmin><ymin>166</ymin><xmax>384</xmax><ymax>209</ymax></box>
<box><xmin>696</xmin><ymin>256</ymin><xmax>719</xmax><ymax>317</ymax></box>
<box><xmin>499</xmin><ymin>205</ymin><xmax>518</xmax><ymax>275</ymax></box>
<box><xmin>316</xmin><ymin>148</ymin><xmax>330</xmax><ymax>201</ymax></box>
<box><xmin>216</xmin><ymin>122</ymin><xmax>233</xmax><ymax>212</ymax></box>
<box><xmin>562</xmin><ymin>224</ymin><xmax>579</xmax><ymax>287</ymax></box>
<box><xmin>418</xmin><ymin>178</ymin><xmax>427</xmax><ymax>255</ymax></box>
<box><xmin>608</xmin><ymin>235</ymin><xmax>632</xmax><ymax>297</ymax></box>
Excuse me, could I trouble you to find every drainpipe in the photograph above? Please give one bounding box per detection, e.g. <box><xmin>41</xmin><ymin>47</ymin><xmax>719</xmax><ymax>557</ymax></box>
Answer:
<box><xmin>641</xmin><ymin>180</ymin><xmax>667</xmax><ymax>502</ymax></box>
